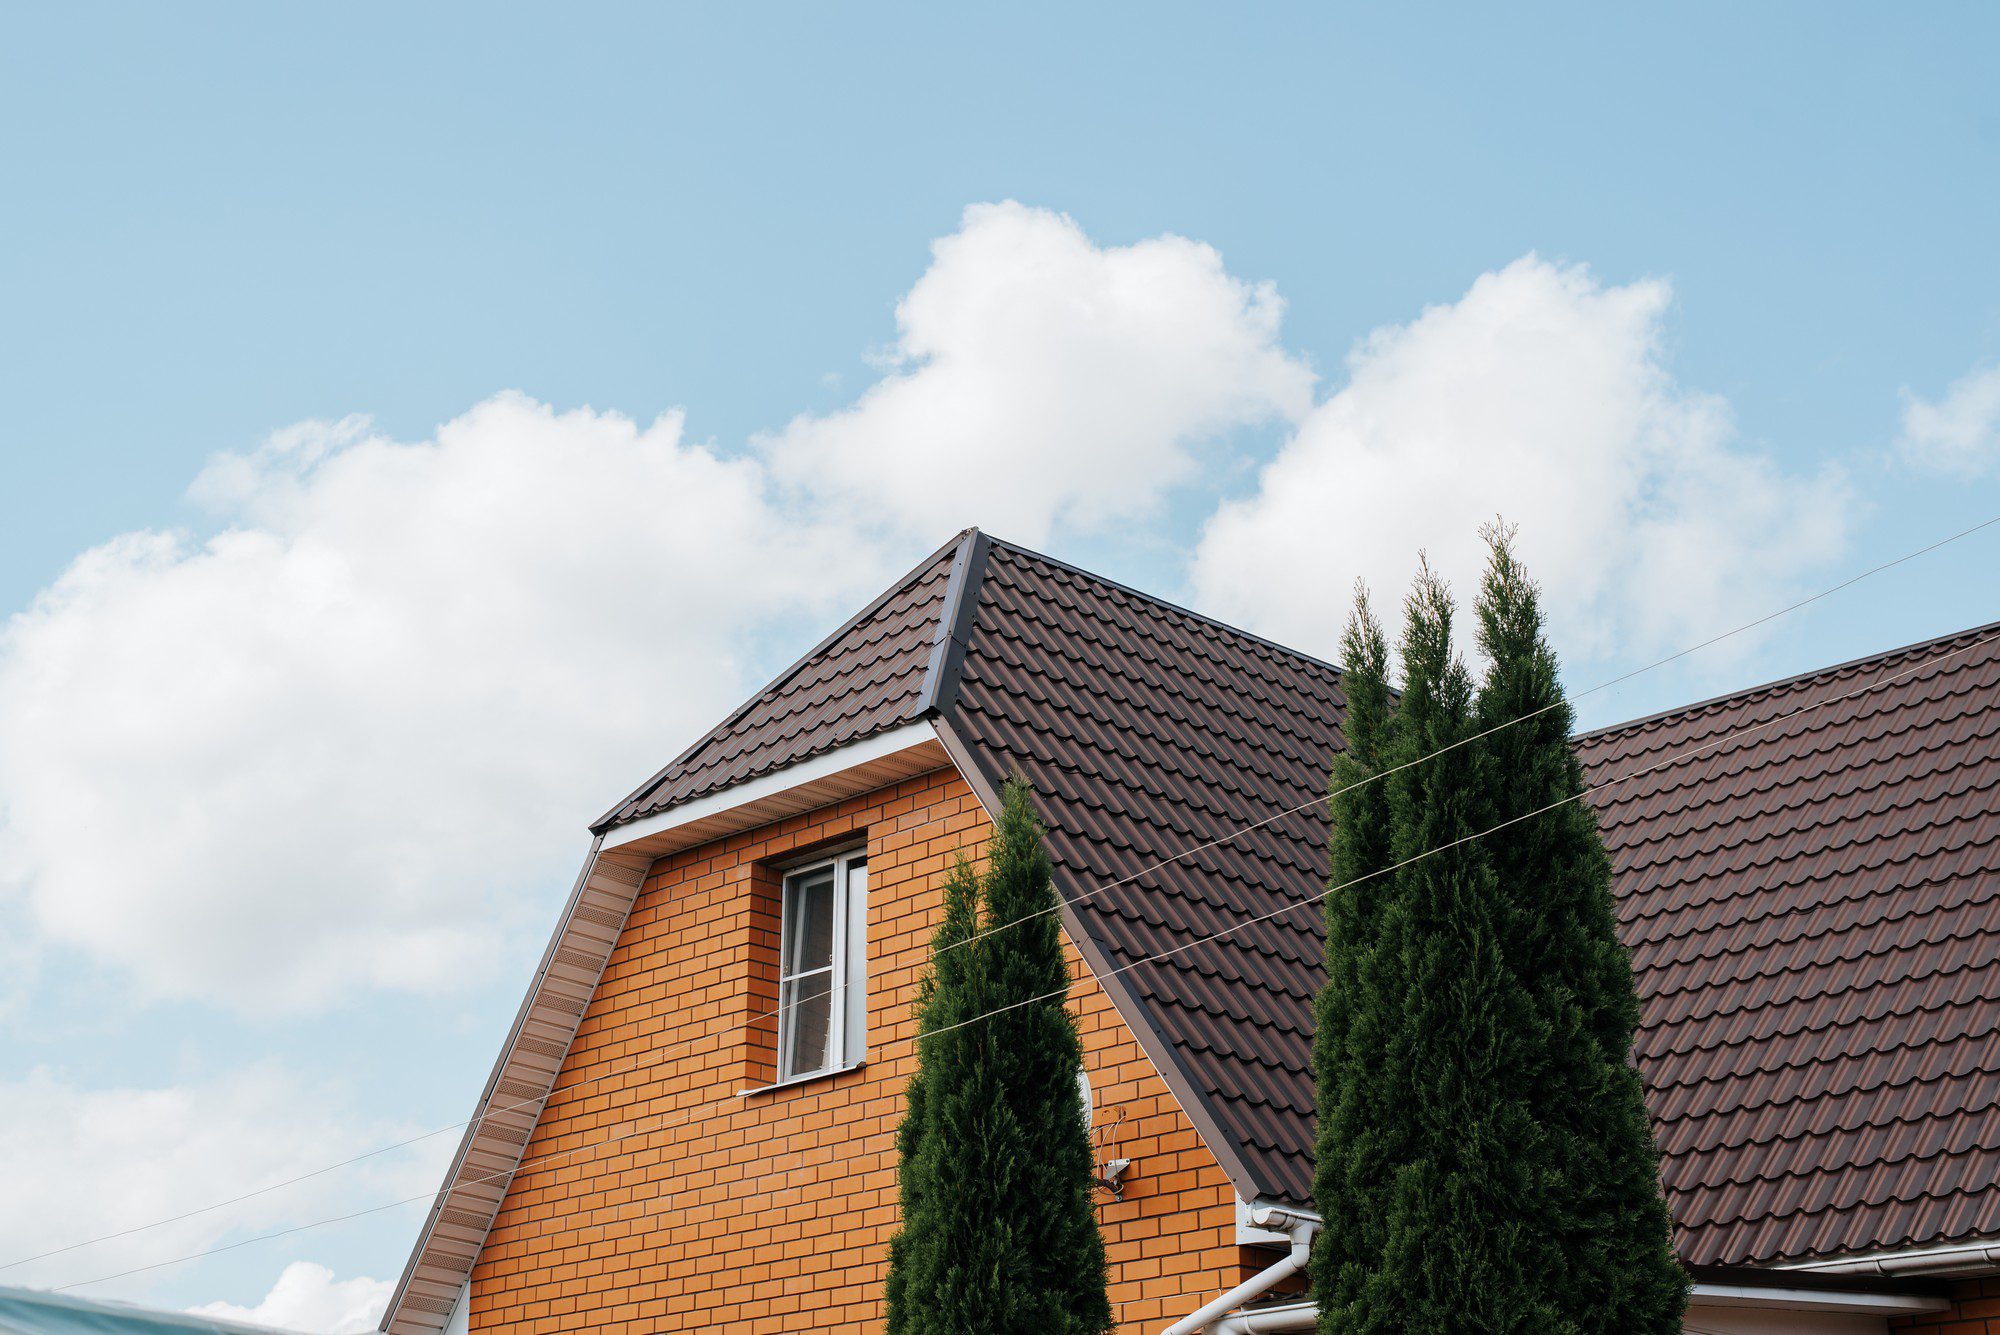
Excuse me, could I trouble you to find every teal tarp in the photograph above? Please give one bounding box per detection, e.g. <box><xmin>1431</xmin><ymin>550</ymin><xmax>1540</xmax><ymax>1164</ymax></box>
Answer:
<box><xmin>0</xmin><ymin>1287</ymin><xmax>291</xmax><ymax>1335</ymax></box>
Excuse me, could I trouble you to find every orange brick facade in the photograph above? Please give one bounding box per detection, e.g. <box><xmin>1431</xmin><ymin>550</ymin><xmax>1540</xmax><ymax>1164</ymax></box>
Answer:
<box><xmin>469</xmin><ymin>766</ymin><xmax>1263</xmax><ymax>1332</ymax></box>
<box><xmin>1892</xmin><ymin>1280</ymin><xmax>2000</xmax><ymax>1335</ymax></box>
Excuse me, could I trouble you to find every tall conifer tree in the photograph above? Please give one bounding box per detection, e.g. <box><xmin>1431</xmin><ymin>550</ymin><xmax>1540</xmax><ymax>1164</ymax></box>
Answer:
<box><xmin>1310</xmin><ymin>587</ymin><xmax>1396</xmax><ymax>1310</ymax></box>
<box><xmin>886</xmin><ymin>777</ymin><xmax>1111</xmax><ymax>1335</ymax></box>
<box><xmin>1313</xmin><ymin>542</ymin><xmax>1684</xmax><ymax>1333</ymax></box>
<box><xmin>1471</xmin><ymin>524</ymin><xmax>1685</xmax><ymax>1330</ymax></box>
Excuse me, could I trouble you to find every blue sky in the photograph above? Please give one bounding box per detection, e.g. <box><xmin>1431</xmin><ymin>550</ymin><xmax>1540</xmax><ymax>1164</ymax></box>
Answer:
<box><xmin>2</xmin><ymin>3</ymin><xmax>1997</xmax><ymax>1327</ymax></box>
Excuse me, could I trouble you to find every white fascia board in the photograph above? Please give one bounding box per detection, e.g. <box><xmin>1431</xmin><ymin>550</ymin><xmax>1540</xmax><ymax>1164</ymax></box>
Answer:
<box><xmin>1689</xmin><ymin>1282</ymin><xmax>1949</xmax><ymax>1315</ymax></box>
<box><xmin>600</xmin><ymin>721</ymin><xmax>942</xmax><ymax>851</ymax></box>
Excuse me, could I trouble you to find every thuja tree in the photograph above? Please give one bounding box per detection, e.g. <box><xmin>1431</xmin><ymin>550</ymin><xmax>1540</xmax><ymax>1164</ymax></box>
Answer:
<box><xmin>1470</xmin><ymin>524</ymin><xmax>1683</xmax><ymax>1327</ymax></box>
<box><xmin>886</xmin><ymin>776</ymin><xmax>1111</xmax><ymax>1335</ymax></box>
<box><xmin>1312</xmin><ymin>537</ymin><xmax>1684</xmax><ymax>1334</ymax></box>
<box><xmin>1309</xmin><ymin>585</ymin><xmax>1396</xmax><ymax>1307</ymax></box>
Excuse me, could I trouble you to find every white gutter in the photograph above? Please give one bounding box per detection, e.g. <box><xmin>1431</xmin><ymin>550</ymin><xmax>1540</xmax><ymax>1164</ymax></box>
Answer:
<box><xmin>1193</xmin><ymin>1276</ymin><xmax>1954</xmax><ymax>1332</ymax></box>
<box><xmin>1162</xmin><ymin>1206</ymin><xmax>1318</xmax><ymax>1335</ymax></box>
<box><xmin>1780</xmin><ymin>1238</ymin><xmax>2000</xmax><ymax>1277</ymax></box>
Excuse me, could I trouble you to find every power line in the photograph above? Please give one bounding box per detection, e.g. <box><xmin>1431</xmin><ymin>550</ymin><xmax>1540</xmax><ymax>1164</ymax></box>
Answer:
<box><xmin>46</xmin><ymin>623</ymin><xmax>1998</xmax><ymax>1295</ymax></box>
<box><xmin>11</xmin><ymin>509</ymin><xmax>1996</xmax><ymax>1280</ymax></box>
<box><xmin>52</xmin><ymin>1093</ymin><xmax>717</xmax><ymax>1293</ymax></box>
<box><xmin>942</xmin><ymin>510</ymin><xmax>2000</xmax><ymax>956</ymax></box>
<box><xmin>914</xmin><ymin>626</ymin><xmax>2000</xmax><ymax>1042</ymax></box>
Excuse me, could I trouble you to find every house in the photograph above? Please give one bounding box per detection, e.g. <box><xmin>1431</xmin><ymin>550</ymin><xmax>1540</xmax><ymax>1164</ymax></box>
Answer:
<box><xmin>380</xmin><ymin>529</ymin><xmax>2000</xmax><ymax>1334</ymax></box>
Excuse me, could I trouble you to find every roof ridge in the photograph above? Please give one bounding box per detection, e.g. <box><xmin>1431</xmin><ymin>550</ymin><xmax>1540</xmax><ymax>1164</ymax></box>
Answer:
<box><xmin>977</xmin><ymin>531</ymin><xmax>1347</xmax><ymax>681</ymax></box>
<box><xmin>588</xmin><ymin>528</ymin><xmax>974</xmax><ymax>832</ymax></box>
<box><xmin>1577</xmin><ymin>615</ymin><xmax>2000</xmax><ymax>745</ymax></box>
<box><xmin>917</xmin><ymin>528</ymin><xmax>992</xmax><ymax>719</ymax></box>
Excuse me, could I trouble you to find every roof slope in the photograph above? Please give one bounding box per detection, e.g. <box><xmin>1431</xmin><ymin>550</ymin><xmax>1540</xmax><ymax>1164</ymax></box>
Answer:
<box><xmin>597</xmin><ymin>532</ymin><xmax>968</xmax><ymax>828</ymax></box>
<box><xmin>937</xmin><ymin>538</ymin><xmax>1348</xmax><ymax>1202</ymax></box>
<box><xmin>1577</xmin><ymin>621</ymin><xmax>2000</xmax><ymax>1266</ymax></box>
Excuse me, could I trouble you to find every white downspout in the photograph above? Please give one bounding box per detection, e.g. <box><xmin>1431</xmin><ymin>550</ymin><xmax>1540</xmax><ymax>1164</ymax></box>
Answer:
<box><xmin>1161</xmin><ymin>1207</ymin><xmax>1319</xmax><ymax>1335</ymax></box>
<box><xmin>1213</xmin><ymin>1304</ymin><xmax>1315</xmax><ymax>1334</ymax></box>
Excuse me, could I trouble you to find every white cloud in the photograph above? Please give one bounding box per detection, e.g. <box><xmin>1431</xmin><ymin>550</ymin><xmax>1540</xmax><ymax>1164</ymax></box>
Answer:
<box><xmin>764</xmin><ymin>201</ymin><xmax>1315</xmax><ymax>547</ymax></box>
<box><xmin>190</xmin><ymin>1262</ymin><xmax>390</xmax><ymax>1334</ymax></box>
<box><xmin>0</xmin><ymin>204</ymin><xmax>1320</xmax><ymax>1013</ymax></box>
<box><xmin>1898</xmin><ymin>361</ymin><xmax>2000</xmax><ymax>477</ymax></box>
<box><xmin>0</xmin><ymin>393</ymin><xmax>877</xmax><ymax>1009</ymax></box>
<box><xmin>0</xmin><ymin>1067</ymin><xmax>440</xmax><ymax>1297</ymax></box>
<box><xmin>1191</xmin><ymin>256</ymin><xmax>1854</xmax><ymax>667</ymax></box>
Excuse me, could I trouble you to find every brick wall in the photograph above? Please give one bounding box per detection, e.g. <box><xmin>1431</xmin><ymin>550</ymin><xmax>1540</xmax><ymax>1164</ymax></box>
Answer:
<box><xmin>469</xmin><ymin>766</ymin><xmax>1258</xmax><ymax>1332</ymax></box>
<box><xmin>1891</xmin><ymin>1279</ymin><xmax>2000</xmax><ymax>1335</ymax></box>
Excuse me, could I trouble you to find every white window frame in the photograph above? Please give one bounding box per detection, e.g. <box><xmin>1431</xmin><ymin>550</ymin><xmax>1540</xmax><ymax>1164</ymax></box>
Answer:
<box><xmin>775</xmin><ymin>847</ymin><xmax>868</xmax><ymax>1082</ymax></box>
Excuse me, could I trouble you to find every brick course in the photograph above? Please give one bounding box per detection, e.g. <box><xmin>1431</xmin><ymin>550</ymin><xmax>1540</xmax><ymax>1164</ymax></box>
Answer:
<box><xmin>470</xmin><ymin>767</ymin><xmax>1255</xmax><ymax>1332</ymax></box>
<box><xmin>1892</xmin><ymin>1279</ymin><xmax>2000</xmax><ymax>1335</ymax></box>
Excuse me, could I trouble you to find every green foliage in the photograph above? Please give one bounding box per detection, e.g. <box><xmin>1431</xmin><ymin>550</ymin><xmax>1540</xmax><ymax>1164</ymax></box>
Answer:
<box><xmin>1312</xmin><ymin>534</ymin><xmax>1686</xmax><ymax>1334</ymax></box>
<box><xmin>886</xmin><ymin>776</ymin><xmax>1112</xmax><ymax>1335</ymax></box>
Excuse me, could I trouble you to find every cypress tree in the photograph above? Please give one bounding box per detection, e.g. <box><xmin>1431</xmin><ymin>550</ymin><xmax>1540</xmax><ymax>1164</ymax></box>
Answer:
<box><xmin>1471</xmin><ymin>523</ymin><xmax>1685</xmax><ymax>1331</ymax></box>
<box><xmin>1312</xmin><ymin>541</ymin><xmax>1685</xmax><ymax>1333</ymax></box>
<box><xmin>1362</xmin><ymin>560</ymin><xmax>1553</xmax><ymax>1331</ymax></box>
<box><xmin>1309</xmin><ymin>586</ymin><xmax>1397</xmax><ymax>1313</ymax></box>
<box><xmin>886</xmin><ymin>776</ymin><xmax>1111</xmax><ymax>1335</ymax></box>
<box><xmin>885</xmin><ymin>851</ymin><xmax>977</xmax><ymax>1333</ymax></box>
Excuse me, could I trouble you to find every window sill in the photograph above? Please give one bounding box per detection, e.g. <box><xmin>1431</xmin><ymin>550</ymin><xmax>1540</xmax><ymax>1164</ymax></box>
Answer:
<box><xmin>736</xmin><ymin>1059</ymin><xmax>866</xmax><ymax>1099</ymax></box>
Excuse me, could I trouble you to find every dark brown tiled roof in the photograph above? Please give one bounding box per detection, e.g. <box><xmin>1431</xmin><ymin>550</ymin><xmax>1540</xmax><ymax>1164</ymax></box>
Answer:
<box><xmin>1577</xmin><ymin>621</ymin><xmax>2000</xmax><ymax>1266</ymax></box>
<box><xmin>591</xmin><ymin>527</ymin><xmax>2000</xmax><ymax>1268</ymax></box>
<box><xmin>596</xmin><ymin>534</ymin><xmax>967</xmax><ymax>828</ymax></box>
<box><xmin>938</xmin><ymin>540</ymin><xmax>1346</xmax><ymax>1203</ymax></box>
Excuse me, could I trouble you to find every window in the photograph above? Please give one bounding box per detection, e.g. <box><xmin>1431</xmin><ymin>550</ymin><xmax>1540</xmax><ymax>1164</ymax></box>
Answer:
<box><xmin>776</xmin><ymin>849</ymin><xmax>868</xmax><ymax>1081</ymax></box>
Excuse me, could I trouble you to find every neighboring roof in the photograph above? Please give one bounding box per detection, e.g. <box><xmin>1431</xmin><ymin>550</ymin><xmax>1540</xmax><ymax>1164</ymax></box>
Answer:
<box><xmin>0</xmin><ymin>1286</ymin><xmax>288</xmax><ymax>1335</ymax></box>
<box><xmin>1577</xmin><ymin>620</ymin><xmax>2000</xmax><ymax>1267</ymax></box>
<box><xmin>387</xmin><ymin>528</ymin><xmax>2000</xmax><ymax>1333</ymax></box>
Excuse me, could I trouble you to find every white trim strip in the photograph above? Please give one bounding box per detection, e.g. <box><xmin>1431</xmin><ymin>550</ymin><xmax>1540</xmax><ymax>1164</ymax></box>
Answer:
<box><xmin>1199</xmin><ymin>1281</ymin><xmax>1951</xmax><ymax>1334</ymax></box>
<box><xmin>601</xmin><ymin>722</ymin><xmax>941</xmax><ymax>851</ymax></box>
<box><xmin>1688</xmin><ymin>1282</ymin><xmax>1949</xmax><ymax>1315</ymax></box>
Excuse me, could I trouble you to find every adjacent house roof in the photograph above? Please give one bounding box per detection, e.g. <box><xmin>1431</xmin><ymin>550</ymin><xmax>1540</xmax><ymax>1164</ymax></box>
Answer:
<box><xmin>387</xmin><ymin>527</ymin><xmax>2000</xmax><ymax>1330</ymax></box>
<box><xmin>1577</xmin><ymin>621</ymin><xmax>2000</xmax><ymax>1266</ymax></box>
<box><xmin>0</xmin><ymin>1286</ymin><xmax>289</xmax><ymax>1335</ymax></box>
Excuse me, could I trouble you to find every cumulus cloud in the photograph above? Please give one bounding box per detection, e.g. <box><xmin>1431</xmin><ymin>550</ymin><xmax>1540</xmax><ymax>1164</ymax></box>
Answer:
<box><xmin>1898</xmin><ymin>361</ymin><xmax>2000</xmax><ymax>477</ymax></box>
<box><xmin>0</xmin><ymin>394</ymin><xmax>876</xmax><ymax>1009</ymax></box>
<box><xmin>0</xmin><ymin>1067</ymin><xmax>440</xmax><ymax>1296</ymax></box>
<box><xmin>764</xmin><ymin>201</ymin><xmax>1315</xmax><ymax>546</ymax></box>
<box><xmin>190</xmin><ymin>1262</ymin><xmax>391</xmax><ymax>1334</ymax></box>
<box><xmin>1191</xmin><ymin>256</ymin><xmax>1854</xmax><ymax>668</ymax></box>
<box><xmin>0</xmin><ymin>204</ymin><xmax>1318</xmax><ymax>1013</ymax></box>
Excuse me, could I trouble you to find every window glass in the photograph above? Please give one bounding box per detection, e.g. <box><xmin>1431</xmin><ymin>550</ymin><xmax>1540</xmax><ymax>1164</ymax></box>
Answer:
<box><xmin>776</xmin><ymin>850</ymin><xmax>866</xmax><ymax>1082</ymax></box>
<box><xmin>780</xmin><ymin>970</ymin><xmax>834</xmax><ymax>1079</ymax></box>
<box><xmin>783</xmin><ymin>868</ymin><xmax>836</xmax><ymax>976</ymax></box>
